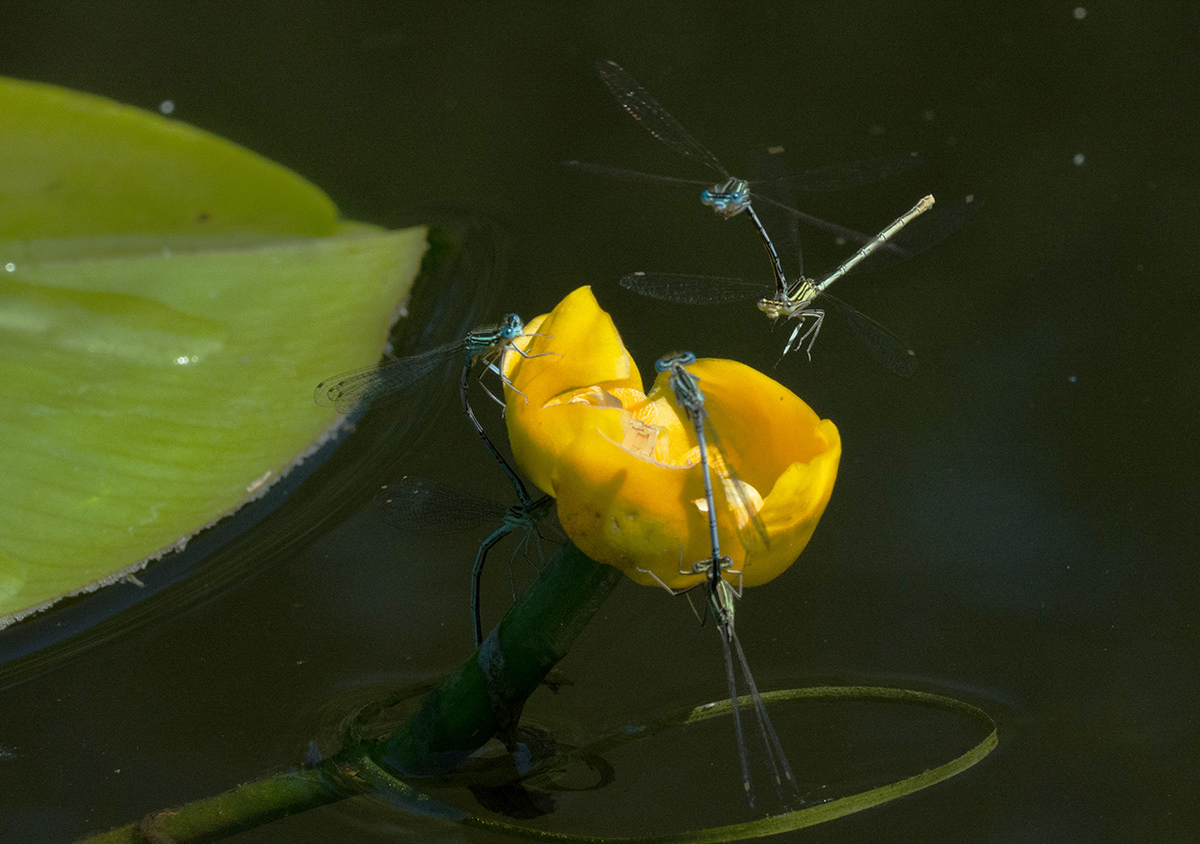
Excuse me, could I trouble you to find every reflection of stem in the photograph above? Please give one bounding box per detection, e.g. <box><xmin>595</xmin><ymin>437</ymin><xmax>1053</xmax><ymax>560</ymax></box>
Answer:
<box><xmin>78</xmin><ymin>542</ymin><xmax>622</xmax><ymax>844</ymax></box>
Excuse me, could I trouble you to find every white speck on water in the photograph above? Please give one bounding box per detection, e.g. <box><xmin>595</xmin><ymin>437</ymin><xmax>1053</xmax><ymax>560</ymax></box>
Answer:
<box><xmin>4</xmin><ymin>262</ymin><xmax>14</xmax><ymax>273</ymax></box>
<box><xmin>1068</xmin><ymin>375</ymin><xmax>1077</xmax><ymax>383</ymax></box>
<box><xmin>1073</xmin><ymin>153</ymin><xmax>1086</xmax><ymax>166</ymax></box>
<box><xmin>1073</xmin><ymin>7</ymin><xmax>1087</xmax><ymax>20</ymax></box>
<box><xmin>159</xmin><ymin>100</ymin><xmax>175</xmax><ymax>114</ymax></box>
<box><xmin>174</xmin><ymin>355</ymin><xmax>198</xmax><ymax>365</ymax></box>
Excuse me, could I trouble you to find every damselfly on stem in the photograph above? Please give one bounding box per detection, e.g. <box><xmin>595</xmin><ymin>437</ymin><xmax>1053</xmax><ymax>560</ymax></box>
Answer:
<box><xmin>377</xmin><ymin>476</ymin><xmax>557</xmax><ymax>646</ymax></box>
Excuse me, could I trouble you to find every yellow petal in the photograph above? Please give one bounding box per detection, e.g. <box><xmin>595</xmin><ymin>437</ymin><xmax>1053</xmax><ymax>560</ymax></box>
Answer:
<box><xmin>551</xmin><ymin>423</ymin><xmax>721</xmax><ymax>591</ymax></box>
<box><xmin>747</xmin><ymin>428</ymin><xmax>841</xmax><ymax>585</ymax></box>
<box><xmin>639</xmin><ymin>357</ymin><xmax>841</xmax><ymax>587</ymax></box>
<box><xmin>502</xmin><ymin>289</ymin><xmax>841</xmax><ymax>591</ymax></box>
<box><xmin>503</xmin><ymin>286</ymin><xmax>642</xmax><ymax>494</ymax></box>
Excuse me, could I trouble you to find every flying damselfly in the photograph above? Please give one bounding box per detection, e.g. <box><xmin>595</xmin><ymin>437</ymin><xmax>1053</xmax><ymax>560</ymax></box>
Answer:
<box><xmin>567</xmin><ymin>59</ymin><xmax>924</xmax><ymax>298</ymax></box>
<box><xmin>624</xmin><ymin>194</ymin><xmax>959</xmax><ymax>376</ymax></box>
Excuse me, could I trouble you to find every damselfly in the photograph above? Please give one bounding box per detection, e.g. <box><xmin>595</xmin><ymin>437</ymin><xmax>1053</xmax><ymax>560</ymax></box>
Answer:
<box><xmin>624</xmin><ymin>195</ymin><xmax>948</xmax><ymax>376</ymax></box>
<box><xmin>378</xmin><ymin>476</ymin><xmax>558</xmax><ymax>646</ymax></box>
<box><xmin>567</xmin><ymin>59</ymin><xmax>923</xmax><ymax>298</ymax></box>
<box><xmin>314</xmin><ymin>314</ymin><xmax>549</xmax><ymax>506</ymax></box>
<box><xmin>642</xmin><ymin>352</ymin><xmax>794</xmax><ymax>806</ymax></box>
<box><xmin>656</xmin><ymin>352</ymin><xmax>769</xmax><ymax>554</ymax></box>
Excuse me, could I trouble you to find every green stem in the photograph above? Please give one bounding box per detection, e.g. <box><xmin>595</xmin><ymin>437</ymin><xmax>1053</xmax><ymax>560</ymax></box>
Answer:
<box><xmin>373</xmin><ymin>541</ymin><xmax>623</xmax><ymax>774</ymax></box>
<box><xmin>81</xmin><ymin>755</ymin><xmax>367</xmax><ymax>844</ymax></box>
<box><xmin>78</xmin><ymin>541</ymin><xmax>622</xmax><ymax>844</ymax></box>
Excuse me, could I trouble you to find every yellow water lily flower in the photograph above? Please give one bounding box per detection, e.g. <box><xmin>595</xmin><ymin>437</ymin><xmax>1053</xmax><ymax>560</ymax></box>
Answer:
<box><xmin>504</xmin><ymin>286</ymin><xmax>840</xmax><ymax>591</ymax></box>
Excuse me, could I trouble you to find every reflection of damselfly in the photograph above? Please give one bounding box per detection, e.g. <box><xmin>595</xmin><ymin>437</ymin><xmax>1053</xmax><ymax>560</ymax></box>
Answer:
<box><xmin>640</xmin><ymin>352</ymin><xmax>796</xmax><ymax>807</ymax></box>
<box><xmin>378</xmin><ymin>476</ymin><xmax>558</xmax><ymax>646</ymax></box>
<box><xmin>314</xmin><ymin>314</ymin><xmax>551</xmax><ymax>505</ymax></box>
<box><xmin>624</xmin><ymin>195</ymin><xmax>956</xmax><ymax>376</ymax></box>
<box><xmin>567</xmin><ymin>59</ymin><xmax>923</xmax><ymax>297</ymax></box>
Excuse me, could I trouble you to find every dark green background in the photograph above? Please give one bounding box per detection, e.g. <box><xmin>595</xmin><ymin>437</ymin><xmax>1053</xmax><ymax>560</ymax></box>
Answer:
<box><xmin>1</xmin><ymin>3</ymin><xmax>1197</xmax><ymax>841</ymax></box>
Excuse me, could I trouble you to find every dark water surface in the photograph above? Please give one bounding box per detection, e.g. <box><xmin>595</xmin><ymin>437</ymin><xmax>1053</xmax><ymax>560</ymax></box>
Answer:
<box><xmin>1</xmin><ymin>4</ymin><xmax>1197</xmax><ymax>842</ymax></box>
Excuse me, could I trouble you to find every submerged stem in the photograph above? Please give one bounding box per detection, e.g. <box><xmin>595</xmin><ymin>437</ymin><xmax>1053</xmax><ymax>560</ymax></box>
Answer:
<box><xmin>373</xmin><ymin>542</ymin><xmax>623</xmax><ymax>774</ymax></box>
<box><xmin>75</xmin><ymin>545</ymin><xmax>999</xmax><ymax>844</ymax></box>
<box><xmin>78</xmin><ymin>541</ymin><xmax>621</xmax><ymax>844</ymax></box>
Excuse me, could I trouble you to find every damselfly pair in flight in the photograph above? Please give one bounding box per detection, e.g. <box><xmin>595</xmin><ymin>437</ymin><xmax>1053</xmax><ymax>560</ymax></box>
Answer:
<box><xmin>638</xmin><ymin>352</ymin><xmax>798</xmax><ymax>808</ymax></box>
<box><xmin>314</xmin><ymin>315</ymin><xmax>554</xmax><ymax>645</ymax></box>
<box><xmin>571</xmin><ymin>59</ymin><xmax>975</xmax><ymax>375</ymax></box>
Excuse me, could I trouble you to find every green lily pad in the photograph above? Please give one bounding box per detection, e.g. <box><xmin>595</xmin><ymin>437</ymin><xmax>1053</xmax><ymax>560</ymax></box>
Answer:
<box><xmin>0</xmin><ymin>76</ymin><xmax>427</xmax><ymax>625</ymax></box>
<box><xmin>0</xmin><ymin>76</ymin><xmax>337</xmax><ymax>241</ymax></box>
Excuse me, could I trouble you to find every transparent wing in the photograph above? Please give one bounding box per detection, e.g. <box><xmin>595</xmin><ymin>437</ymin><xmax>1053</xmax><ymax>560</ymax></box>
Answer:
<box><xmin>718</xmin><ymin>624</ymin><xmax>754</xmax><ymax>806</ymax></box>
<box><xmin>823</xmin><ymin>292</ymin><xmax>918</xmax><ymax>377</ymax></box>
<box><xmin>701</xmin><ymin>413</ymin><xmax>772</xmax><ymax>552</ymax></box>
<box><xmin>730</xmin><ymin>630</ymin><xmax>798</xmax><ymax>800</ymax></box>
<box><xmin>620</xmin><ymin>271</ymin><xmax>771</xmax><ymax>305</ymax></box>
<box><xmin>853</xmin><ymin>193</ymin><xmax>982</xmax><ymax>274</ymax></box>
<box><xmin>594</xmin><ymin>60</ymin><xmax>730</xmax><ymax>180</ymax></box>
<box><xmin>753</xmin><ymin>151</ymin><xmax>924</xmax><ymax>192</ymax></box>
<box><xmin>376</xmin><ymin>476</ymin><xmax>509</xmax><ymax>534</ymax></box>
<box><xmin>753</xmin><ymin>192</ymin><xmax>910</xmax><ymax>259</ymax></box>
<box><xmin>561</xmin><ymin>160</ymin><xmax>708</xmax><ymax>187</ymax></box>
<box><xmin>314</xmin><ymin>339</ymin><xmax>467</xmax><ymax>413</ymax></box>
<box><xmin>754</xmin><ymin>147</ymin><xmax>805</xmax><ymax>280</ymax></box>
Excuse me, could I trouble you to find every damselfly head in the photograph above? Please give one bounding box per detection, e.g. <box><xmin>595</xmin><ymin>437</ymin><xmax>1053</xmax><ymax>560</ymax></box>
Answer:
<box><xmin>499</xmin><ymin>313</ymin><xmax>525</xmax><ymax>341</ymax></box>
<box><xmin>758</xmin><ymin>281</ymin><xmax>818</xmax><ymax>319</ymax></box>
<box><xmin>757</xmin><ymin>298</ymin><xmax>787</xmax><ymax>320</ymax></box>
<box><xmin>701</xmin><ymin>178</ymin><xmax>752</xmax><ymax>218</ymax></box>
<box><xmin>655</xmin><ymin>350</ymin><xmax>697</xmax><ymax>373</ymax></box>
